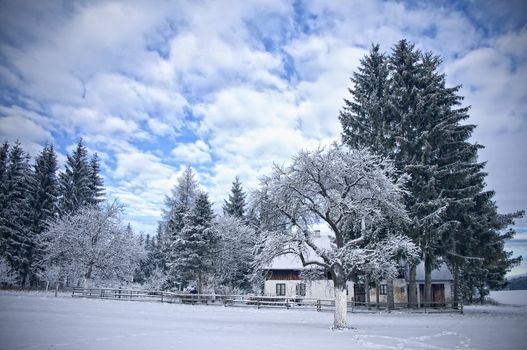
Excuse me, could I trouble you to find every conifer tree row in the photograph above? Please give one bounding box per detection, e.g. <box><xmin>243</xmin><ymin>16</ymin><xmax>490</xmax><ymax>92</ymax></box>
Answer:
<box><xmin>0</xmin><ymin>139</ymin><xmax>106</xmax><ymax>287</ymax></box>
<box><xmin>339</xmin><ymin>40</ymin><xmax>523</xmax><ymax>304</ymax></box>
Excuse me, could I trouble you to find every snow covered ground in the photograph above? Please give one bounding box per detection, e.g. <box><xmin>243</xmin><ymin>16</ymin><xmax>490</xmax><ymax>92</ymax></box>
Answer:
<box><xmin>1</xmin><ymin>292</ymin><xmax>526</xmax><ymax>350</ymax></box>
<box><xmin>489</xmin><ymin>290</ymin><xmax>527</xmax><ymax>306</ymax></box>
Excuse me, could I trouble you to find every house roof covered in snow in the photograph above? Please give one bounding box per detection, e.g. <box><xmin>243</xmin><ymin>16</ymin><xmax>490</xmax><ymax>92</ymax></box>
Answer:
<box><xmin>266</xmin><ymin>232</ymin><xmax>454</xmax><ymax>281</ymax></box>
<box><xmin>266</xmin><ymin>234</ymin><xmax>332</xmax><ymax>270</ymax></box>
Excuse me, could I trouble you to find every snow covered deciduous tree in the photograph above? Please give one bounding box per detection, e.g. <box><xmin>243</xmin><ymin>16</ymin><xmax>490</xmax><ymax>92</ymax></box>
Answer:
<box><xmin>39</xmin><ymin>202</ymin><xmax>142</xmax><ymax>287</ymax></box>
<box><xmin>169</xmin><ymin>192</ymin><xmax>216</xmax><ymax>293</ymax></box>
<box><xmin>253</xmin><ymin>145</ymin><xmax>417</xmax><ymax>329</ymax></box>
<box><xmin>212</xmin><ymin>215</ymin><xmax>256</xmax><ymax>293</ymax></box>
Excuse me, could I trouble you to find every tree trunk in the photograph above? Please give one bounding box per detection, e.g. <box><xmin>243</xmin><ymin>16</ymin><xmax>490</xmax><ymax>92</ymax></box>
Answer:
<box><xmin>197</xmin><ymin>271</ymin><xmax>203</xmax><ymax>295</ymax></box>
<box><xmin>375</xmin><ymin>281</ymin><xmax>380</xmax><ymax>310</ymax></box>
<box><xmin>452</xmin><ymin>262</ymin><xmax>459</xmax><ymax>309</ymax></box>
<box><xmin>424</xmin><ymin>253</ymin><xmax>432</xmax><ymax>307</ymax></box>
<box><xmin>387</xmin><ymin>278</ymin><xmax>394</xmax><ymax>310</ymax></box>
<box><xmin>408</xmin><ymin>264</ymin><xmax>417</xmax><ymax>308</ymax></box>
<box><xmin>364</xmin><ymin>276</ymin><xmax>370</xmax><ymax>307</ymax></box>
<box><xmin>84</xmin><ymin>264</ymin><xmax>93</xmax><ymax>288</ymax></box>
<box><xmin>332</xmin><ymin>264</ymin><xmax>348</xmax><ymax>329</ymax></box>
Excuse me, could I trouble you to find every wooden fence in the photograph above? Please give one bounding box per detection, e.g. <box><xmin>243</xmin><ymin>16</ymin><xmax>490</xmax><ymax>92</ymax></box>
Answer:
<box><xmin>71</xmin><ymin>287</ymin><xmax>462</xmax><ymax>314</ymax></box>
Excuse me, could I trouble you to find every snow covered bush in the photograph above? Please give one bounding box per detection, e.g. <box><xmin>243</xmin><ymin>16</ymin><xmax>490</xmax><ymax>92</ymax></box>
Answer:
<box><xmin>38</xmin><ymin>202</ymin><xmax>143</xmax><ymax>288</ymax></box>
<box><xmin>0</xmin><ymin>257</ymin><xmax>17</xmax><ymax>287</ymax></box>
<box><xmin>212</xmin><ymin>215</ymin><xmax>257</xmax><ymax>293</ymax></box>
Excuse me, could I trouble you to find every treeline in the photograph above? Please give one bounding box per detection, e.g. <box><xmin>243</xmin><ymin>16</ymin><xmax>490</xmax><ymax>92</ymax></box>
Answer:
<box><xmin>0</xmin><ymin>40</ymin><xmax>523</xmax><ymax>303</ymax></box>
<box><xmin>0</xmin><ymin>139</ymin><xmax>130</xmax><ymax>288</ymax></box>
<box><xmin>133</xmin><ymin>171</ymin><xmax>258</xmax><ymax>294</ymax></box>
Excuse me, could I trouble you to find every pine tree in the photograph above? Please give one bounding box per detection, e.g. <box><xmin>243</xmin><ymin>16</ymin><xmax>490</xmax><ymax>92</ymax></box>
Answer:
<box><xmin>340</xmin><ymin>40</ymin><xmax>523</xmax><ymax>305</ymax></box>
<box><xmin>58</xmin><ymin>139</ymin><xmax>92</xmax><ymax>215</ymax></box>
<box><xmin>340</xmin><ymin>44</ymin><xmax>391</xmax><ymax>152</ymax></box>
<box><xmin>26</xmin><ymin>144</ymin><xmax>59</xmax><ymax>285</ymax></box>
<box><xmin>170</xmin><ymin>192</ymin><xmax>215</xmax><ymax>293</ymax></box>
<box><xmin>0</xmin><ymin>142</ymin><xmax>9</xmax><ymax>185</ymax></box>
<box><xmin>87</xmin><ymin>153</ymin><xmax>104</xmax><ymax>206</ymax></box>
<box><xmin>222</xmin><ymin>176</ymin><xmax>247</xmax><ymax>218</ymax></box>
<box><xmin>0</xmin><ymin>141</ymin><xmax>32</xmax><ymax>285</ymax></box>
<box><xmin>163</xmin><ymin>166</ymin><xmax>199</xmax><ymax>288</ymax></box>
<box><xmin>0</xmin><ymin>142</ymin><xmax>10</xmax><ymax>230</ymax></box>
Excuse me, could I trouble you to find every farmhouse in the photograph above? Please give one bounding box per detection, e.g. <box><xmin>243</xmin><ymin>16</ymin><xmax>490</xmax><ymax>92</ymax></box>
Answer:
<box><xmin>263</xmin><ymin>233</ymin><xmax>453</xmax><ymax>306</ymax></box>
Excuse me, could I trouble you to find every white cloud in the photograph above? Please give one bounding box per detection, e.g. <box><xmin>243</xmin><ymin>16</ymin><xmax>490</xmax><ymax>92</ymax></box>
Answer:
<box><xmin>0</xmin><ymin>0</ymin><xmax>525</xmax><ymax>234</ymax></box>
<box><xmin>171</xmin><ymin>140</ymin><xmax>211</xmax><ymax>164</ymax></box>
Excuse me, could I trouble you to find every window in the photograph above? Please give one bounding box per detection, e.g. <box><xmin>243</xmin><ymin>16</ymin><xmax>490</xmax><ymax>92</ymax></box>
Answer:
<box><xmin>380</xmin><ymin>284</ymin><xmax>387</xmax><ymax>295</ymax></box>
<box><xmin>276</xmin><ymin>283</ymin><xmax>286</xmax><ymax>296</ymax></box>
<box><xmin>296</xmin><ymin>283</ymin><xmax>306</xmax><ymax>296</ymax></box>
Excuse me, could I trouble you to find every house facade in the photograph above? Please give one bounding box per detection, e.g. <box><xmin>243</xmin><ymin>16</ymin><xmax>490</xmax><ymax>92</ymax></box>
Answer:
<box><xmin>263</xmin><ymin>237</ymin><xmax>454</xmax><ymax>305</ymax></box>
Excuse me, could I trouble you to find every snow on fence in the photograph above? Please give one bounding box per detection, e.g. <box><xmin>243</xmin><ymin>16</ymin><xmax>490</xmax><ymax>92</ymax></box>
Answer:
<box><xmin>71</xmin><ymin>287</ymin><xmax>463</xmax><ymax>314</ymax></box>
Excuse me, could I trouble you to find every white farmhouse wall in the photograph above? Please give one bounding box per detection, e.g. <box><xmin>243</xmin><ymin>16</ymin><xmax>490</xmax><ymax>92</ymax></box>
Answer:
<box><xmin>264</xmin><ymin>278</ymin><xmax>453</xmax><ymax>304</ymax></box>
<box><xmin>264</xmin><ymin>279</ymin><xmax>357</xmax><ymax>302</ymax></box>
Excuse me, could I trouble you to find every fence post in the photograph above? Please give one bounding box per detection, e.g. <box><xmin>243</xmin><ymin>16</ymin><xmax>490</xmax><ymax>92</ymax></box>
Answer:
<box><xmin>54</xmin><ymin>282</ymin><xmax>58</xmax><ymax>297</ymax></box>
<box><xmin>317</xmin><ymin>299</ymin><xmax>321</xmax><ymax>312</ymax></box>
<box><xmin>257</xmin><ymin>299</ymin><xmax>260</xmax><ymax>309</ymax></box>
<box><xmin>161</xmin><ymin>292</ymin><xmax>164</xmax><ymax>303</ymax></box>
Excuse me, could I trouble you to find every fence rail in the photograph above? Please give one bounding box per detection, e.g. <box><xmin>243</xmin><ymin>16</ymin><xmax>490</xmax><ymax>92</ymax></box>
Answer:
<box><xmin>71</xmin><ymin>287</ymin><xmax>462</xmax><ymax>314</ymax></box>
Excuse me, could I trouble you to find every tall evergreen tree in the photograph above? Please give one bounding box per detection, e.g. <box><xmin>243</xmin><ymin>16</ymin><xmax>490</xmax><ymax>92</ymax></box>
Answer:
<box><xmin>170</xmin><ymin>192</ymin><xmax>215</xmax><ymax>293</ymax></box>
<box><xmin>163</xmin><ymin>166</ymin><xmax>199</xmax><ymax>288</ymax></box>
<box><xmin>0</xmin><ymin>142</ymin><xmax>10</xmax><ymax>227</ymax></box>
<box><xmin>340</xmin><ymin>44</ymin><xmax>391</xmax><ymax>152</ymax></box>
<box><xmin>339</xmin><ymin>40</ymin><xmax>523</xmax><ymax>305</ymax></box>
<box><xmin>87</xmin><ymin>153</ymin><xmax>104</xmax><ymax>206</ymax></box>
<box><xmin>0</xmin><ymin>141</ymin><xmax>32</xmax><ymax>285</ymax></box>
<box><xmin>58</xmin><ymin>139</ymin><xmax>91</xmax><ymax>215</ymax></box>
<box><xmin>26</xmin><ymin>144</ymin><xmax>59</xmax><ymax>285</ymax></box>
<box><xmin>222</xmin><ymin>176</ymin><xmax>247</xmax><ymax>218</ymax></box>
<box><xmin>0</xmin><ymin>142</ymin><xmax>9</xmax><ymax>185</ymax></box>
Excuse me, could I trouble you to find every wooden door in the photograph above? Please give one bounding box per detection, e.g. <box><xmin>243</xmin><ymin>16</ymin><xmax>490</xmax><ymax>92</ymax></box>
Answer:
<box><xmin>432</xmin><ymin>284</ymin><xmax>445</xmax><ymax>306</ymax></box>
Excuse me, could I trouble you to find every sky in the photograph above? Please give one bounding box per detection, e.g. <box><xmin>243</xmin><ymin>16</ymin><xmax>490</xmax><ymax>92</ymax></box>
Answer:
<box><xmin>0</xmin><ymin>0</ymin><xmax>526</xmax><ymax>274</ymax></box>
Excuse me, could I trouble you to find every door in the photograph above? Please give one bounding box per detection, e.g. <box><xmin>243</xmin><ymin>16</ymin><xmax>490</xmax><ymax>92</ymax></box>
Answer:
<box><xmin>432</xmin><ymin>284</ymin><xmax>445</xmax><ymax>306</ymax></box>
<box><xmin>353</xmin><ymin>284</ymin><xmax>366</xmax><ymax>303</ymax></box>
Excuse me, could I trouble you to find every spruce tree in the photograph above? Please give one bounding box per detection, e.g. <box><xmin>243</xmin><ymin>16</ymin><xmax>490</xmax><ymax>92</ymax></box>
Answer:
<box><xmin>0</xmin><ymin>142</ymin><xmax>9</xmax><ymax>185</ymax></box>
<box><xmin>170</xmin><ymin>192</ymin><xmax>215</xmax><ymax>293</ymax></box>
<box><xmin>87</xmin><ymin>153</ymin><xmax>104</xmax><ymax>206</ymax></box>
<box><xmin>163</xmin><ymin>166</ymin><xmax>199</xmax><ymax>288</ymax></box>
<box><xmin>0</xmin><ymin>141</ymin><xmax>32</xmax><ymax>285</ymax></box>
<box><xmin>0</xmin><ymin>142</ymin><xmax>10</xmax><ymax>229</ymax></box>
<box><xmin>222</xmin><ymin>176</ymin><xmax>247</xmax><ymax>218</ymax></box>
<box><xmin>340</xmin><ymin>44</ymin><xmax>391</xmax><ymax>152</ymax></box>
<box><xmin>58</xmin><ymin>139</ymin><xmax>91</xmax><ymax>215</ymax></box>
<box><xmin>26</xmin><ymin>144</ymin><xmax>59</xmax><ymax>285</ymax></box>
<box><xmin>339</xmin><ymin>40</ymin><xmax>523</xmax><ymax>305</ymax></box>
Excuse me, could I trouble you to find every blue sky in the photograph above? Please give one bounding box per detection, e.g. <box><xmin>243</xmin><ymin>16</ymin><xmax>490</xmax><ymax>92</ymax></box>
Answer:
<box><xmin>0</xmin><ymin>0</ymin><xmax>526</xmax><ymax>275</ymax></box>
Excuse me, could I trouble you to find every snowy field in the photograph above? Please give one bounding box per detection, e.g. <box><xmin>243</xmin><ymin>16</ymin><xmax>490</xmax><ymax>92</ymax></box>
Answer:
<box><xmin>1</xmin><ymin>292</ymin><xmax>526</xmax><ymax>350</ymax></box>
<box><xmin>488</xmin><ymin>290</ymin><xmax>527</xmax><ymax>306</ymax></box>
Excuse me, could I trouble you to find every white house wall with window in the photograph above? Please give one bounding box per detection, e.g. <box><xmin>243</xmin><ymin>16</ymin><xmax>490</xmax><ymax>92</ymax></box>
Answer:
<box><xmin>263</xmin><ymin>234</ymin><xmax>454</xmax><ymax>305</ymax></box>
